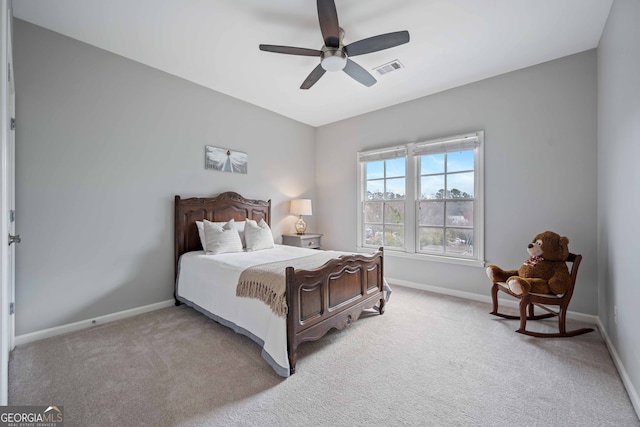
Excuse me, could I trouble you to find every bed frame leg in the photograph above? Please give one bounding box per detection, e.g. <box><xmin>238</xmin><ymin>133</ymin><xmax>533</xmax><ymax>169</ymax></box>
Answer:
<box><xmin>289</xmin><ymin>351</ymin><xmax>297</xmax><ymax>375</ymax></box>
<box><xmin>378</xmin><ymin>298</ymin><xmax>386</xmax><ymax>315</ymax></box>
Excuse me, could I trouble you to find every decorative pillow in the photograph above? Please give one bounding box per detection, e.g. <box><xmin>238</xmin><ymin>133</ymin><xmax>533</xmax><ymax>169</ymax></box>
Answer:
<box><xmin>197</xmin><ymin>220</ymin><xmax>247</xmax><ymax>250</ymax></box>
<box><xmin>235</xmin><ymin>220</ymin><xmax>247</xmax><ymax>248</ymax></box>
<box><xmin>203</xmin><ymin>219</ymin><xmax>243</xmax><ymax>255</ymax></box>
<box><xmin>196</xmin><ymin>221</ymin><xmax>207</xmax><ymax>251</ymax></box>
<box><xmin>244</xmin><ymin>218</ymin><xmax>275</xmax><ymax>251</ymax></box>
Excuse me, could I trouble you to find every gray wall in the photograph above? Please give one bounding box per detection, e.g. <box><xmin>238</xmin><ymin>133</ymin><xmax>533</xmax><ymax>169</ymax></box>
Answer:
<box><xmin>13</xmin><ymin>20</ymin><xmax>316</xmax><ymax>335</ymax></box>
<box><xmin>316</xmin><ymin>50</ymin><xmax>598</xmax><ymax>315</ymax></box>
<box><xmin>597</xmin><ymin>0</ymin><xmax>640</xmax><ymax>410</ymax></box>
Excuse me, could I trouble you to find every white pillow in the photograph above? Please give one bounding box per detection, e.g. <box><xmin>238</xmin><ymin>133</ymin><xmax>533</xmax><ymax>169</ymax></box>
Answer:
<box><xmin>235</xmin><ymin>220</ymin><xmax>247</xmax><ymax>248</ymax></box>
<box><xmin>244</xmin><ymin>218</ymin><xmax>275</xmax><ymax>251</ymax></box>
<box><xmin>196</xmin><ymin>221</ymin><xmax>207</xmax><ymax>251</ymax></box>
<box><xmin>197</xmin><ymin>219</ymin><xmax>246</xmax><ymax>250</ymax></box>
<box><xmin>203</xmin><ymin>219</ymin><xmax>243</xmax><ymax>255</ymax></box>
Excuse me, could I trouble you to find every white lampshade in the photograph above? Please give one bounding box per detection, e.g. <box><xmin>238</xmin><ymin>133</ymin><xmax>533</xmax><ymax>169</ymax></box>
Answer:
<box><xmin>290</xmin><ymin>199</ymin><xmax>312</xmax><ymax>216</ymax></box>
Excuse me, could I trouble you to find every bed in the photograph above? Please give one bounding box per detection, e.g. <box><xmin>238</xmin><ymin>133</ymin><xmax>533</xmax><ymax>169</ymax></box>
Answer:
<box><xmin>174</xmin><ymin>191</ymin><xmax>386</xmax><ymax>376</ymax></box>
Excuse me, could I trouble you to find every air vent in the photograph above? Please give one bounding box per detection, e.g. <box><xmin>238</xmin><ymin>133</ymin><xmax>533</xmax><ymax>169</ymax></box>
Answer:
<box><xmin>373</xmin><ymin>60</ymin><xmax>404</xmax><ymax>76</ymax></box>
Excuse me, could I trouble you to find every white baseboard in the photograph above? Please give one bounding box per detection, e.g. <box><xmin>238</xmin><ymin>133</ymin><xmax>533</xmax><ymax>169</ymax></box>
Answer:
<box><xmin>386</xmin><ymin>277</ymin><xmax>599</xmax><ymax>324</ymax></box>
<box><xmin>14</xmin><ymin>300</ymin><xmax>175</xmax><ymax>347</ymax></box>
<box><xmin>597</xmin><ymin>318</ymin><xmax>640</xmax><ymax>418</ymax></box>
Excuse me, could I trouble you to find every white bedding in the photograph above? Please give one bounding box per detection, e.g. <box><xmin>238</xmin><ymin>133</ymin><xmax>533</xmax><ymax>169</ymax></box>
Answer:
<box><xmin>176</xmin><ymin>244</ymin><xmax>338</xmax><ymax>377</ymax></box>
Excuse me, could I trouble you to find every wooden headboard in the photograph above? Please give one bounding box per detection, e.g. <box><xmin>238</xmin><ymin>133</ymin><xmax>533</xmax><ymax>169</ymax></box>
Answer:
<box><xmin>174</xmin><ymin>191</ymin><xmax>271</xmax><ymax>280</ymax></box>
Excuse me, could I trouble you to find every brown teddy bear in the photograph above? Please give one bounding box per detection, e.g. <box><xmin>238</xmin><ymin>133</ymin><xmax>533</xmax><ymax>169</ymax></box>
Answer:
<box><xmin>486</xmin><ymin>231</ymin><xmax>571</xmax><ymax>296</ymax></box>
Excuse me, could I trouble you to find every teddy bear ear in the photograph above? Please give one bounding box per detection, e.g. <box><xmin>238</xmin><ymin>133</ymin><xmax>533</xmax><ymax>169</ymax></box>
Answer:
<box><xmin>560</xmin><ymin>236</ymin><xmax>569</xmax><ymax>246</ymax></box>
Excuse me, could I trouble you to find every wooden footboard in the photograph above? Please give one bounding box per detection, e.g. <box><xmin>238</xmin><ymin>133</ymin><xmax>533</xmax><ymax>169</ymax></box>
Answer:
<box><xmin>285</xmin><ymin>247</ymin><xmax>385</xmax><ymax>374</ymax></box>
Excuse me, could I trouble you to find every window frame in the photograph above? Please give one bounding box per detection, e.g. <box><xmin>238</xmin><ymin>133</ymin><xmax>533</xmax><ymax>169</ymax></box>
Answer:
<box><xmin>357</xmin><ymin>131</ymin><xmax>485</xmax><ymax>267</ymax></box>
<box><xmin>361</xmin><ymin>156</ymin><xmax>407</xmax><ymax>250</ymax></box>
<box><xmin>357</xmin><ymin>145</ymin><xmax>408</xmax><ymax>251</ymax></box>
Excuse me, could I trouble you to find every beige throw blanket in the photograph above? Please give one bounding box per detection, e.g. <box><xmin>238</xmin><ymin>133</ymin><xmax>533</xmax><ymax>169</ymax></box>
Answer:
<box><xmin>236</xmin><ymin>251</ymin><xmax>344</xmax><ymax>318</ymax></box>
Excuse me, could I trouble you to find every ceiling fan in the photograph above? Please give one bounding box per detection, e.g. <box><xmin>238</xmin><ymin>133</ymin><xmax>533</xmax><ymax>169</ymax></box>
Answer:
<box><xmin>259</xmin><ymin>0</ymin><xmax>410</xmax><ymax>89</ymax></box>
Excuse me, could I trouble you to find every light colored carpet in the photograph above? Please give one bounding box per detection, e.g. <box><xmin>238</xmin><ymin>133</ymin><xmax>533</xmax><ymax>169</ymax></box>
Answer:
<box><xmin>9</xmin><ymin>286</ymin><xmax>639</xmax><ymax>427</ymax></box>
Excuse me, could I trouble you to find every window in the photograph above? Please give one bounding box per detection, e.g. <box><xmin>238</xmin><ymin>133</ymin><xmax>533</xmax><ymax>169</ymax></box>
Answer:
<box><xmin>361</xmin><ymin>147</ymin><xmax>407</xmax><ymax>249</ymax></box>
<box><xmin>358</xmin><ymin>132</ymin><xmax>484</xmax><ymax>266</ymax></box>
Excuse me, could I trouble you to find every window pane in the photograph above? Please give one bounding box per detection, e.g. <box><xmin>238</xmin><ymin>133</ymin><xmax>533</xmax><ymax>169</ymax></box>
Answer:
<box><xmin>386</xmin><ymin>158</ymin><xmax>405</xmax><ymax>178</ymax></box>
<box><xmin>446</xmin><ymin>201</ymin><xmax>473</xmax><ymax>226</ymax></box>
<box><xmin>366</xmin><ymin>161</ymin><xmax>384</xmax><ymax>180</ymax></box>
<box><xmin>421</xmin><ymin>176</ymin><xmax>445</xmax><ymax>199</ymax></box>
<box><xmin>447</xmin><ymin>172</ymin><xmax>474</xmax><ymax>198</ymax></box>
<box><xmin>363</xmin><ymin>156</ymin><xmax>407</xmax><ymax>249</ymax></box>
<box><xmin>419</xmin><ymin>227</ymin><xmax>444</xmax><ymax>253</ymax></box>
<box><xmin>386</xmin><ymin>178</ymin><xmax>406</xmax><ymax>199</ymax></box>
<box><xmin>384</xmin><ymin>225</ymin><xmax>404</xmax><ymax>248</ymax></box>
<box><xmin>364</xmin><ymin>224</ymin><xmax>383</xmax><ymax>246</ymax></box>
<box><xmin>447</xmin><ymin>150</ymin><xmax>474</xmax><ymax>172</ymax></box>
<box><xmin>446</xmin><ymin>228</ymin><xmax>474</xmax><ymax>256</ymax></box>
<box><xmin>421</xmin><ymin>154</ymin><xmax>444</xmax><ymax>175</ymax></box>
<box><xmin>366</xmin><ymin>180</ymin><xmax>384</xmax><ymax>200</ymax></box>
<box><xmin>419</xmin><ymin>201</ymin><xmax>444</xmax><ymax>226</ymax></box>
<box><xmin>364</xmin><ymin>202</ymin><xmax>383</xmax><ymax>223</ymax></box>
<box><xmin>384</xmin><ymin>201</ymin><xmax>405</xmax><ymax>224</ymax></box>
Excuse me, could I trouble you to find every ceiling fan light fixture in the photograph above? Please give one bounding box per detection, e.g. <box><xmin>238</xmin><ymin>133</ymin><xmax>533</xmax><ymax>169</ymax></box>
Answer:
<box><xmin>321</xmin><ymin>49</ymin><xmax>347</xmax><ymax>72</ymax></box>
<box><xmin>258</xmin><ymin>2</ymin><xmax>409</xmax><ymax>89</ymax></box>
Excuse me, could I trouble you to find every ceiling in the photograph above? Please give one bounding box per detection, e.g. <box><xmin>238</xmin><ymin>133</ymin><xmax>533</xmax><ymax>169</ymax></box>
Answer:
<box><xmin>13</xmin><ymin>0</ymin><xmax>612</xmax><ymax>127</ymax></box>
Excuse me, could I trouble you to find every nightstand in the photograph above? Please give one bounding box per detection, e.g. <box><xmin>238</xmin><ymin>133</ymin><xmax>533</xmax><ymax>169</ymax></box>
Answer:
<box><xmin>282</xmin><ymin>233</ymin><xmax>323</xmax><ymax>249</ymax></box>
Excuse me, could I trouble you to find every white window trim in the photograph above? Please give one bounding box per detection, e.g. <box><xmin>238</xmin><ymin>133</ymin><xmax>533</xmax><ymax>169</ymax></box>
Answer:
<box><xmin>357</xmin><ymin>131</ymin><xmax>485</xmax><ymax>268</ymax></box>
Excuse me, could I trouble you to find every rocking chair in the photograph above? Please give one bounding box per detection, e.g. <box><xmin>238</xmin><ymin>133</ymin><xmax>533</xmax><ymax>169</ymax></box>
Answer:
<box><xmin>490</xmin><ymin>253</ymin><xmax>594</xmax><ymax>337</ymax></box>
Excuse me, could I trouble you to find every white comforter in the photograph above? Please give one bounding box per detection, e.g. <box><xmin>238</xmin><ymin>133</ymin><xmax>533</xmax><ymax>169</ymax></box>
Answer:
<box><xmin>176</xmin><ymin>244</ymin><xmax>337</xmax><ymax>377</ymax></box>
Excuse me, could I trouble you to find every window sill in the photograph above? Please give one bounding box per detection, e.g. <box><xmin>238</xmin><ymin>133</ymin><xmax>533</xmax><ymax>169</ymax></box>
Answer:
<box><xmin>358</xmin><ymin>246</ymin><xmax>485</xmax><ymax>268</ymax></box>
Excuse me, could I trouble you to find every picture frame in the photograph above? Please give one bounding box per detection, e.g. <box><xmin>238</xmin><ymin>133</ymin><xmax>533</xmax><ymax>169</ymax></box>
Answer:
<box><xmin>205</xmin><ymin>146</ymin><xmax>248</xmax><ymax>174</ymax></box>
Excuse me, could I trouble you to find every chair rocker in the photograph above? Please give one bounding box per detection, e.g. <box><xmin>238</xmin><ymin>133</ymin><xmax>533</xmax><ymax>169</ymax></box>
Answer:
<box><xmin>490</xmin><ymin>253</ymin><xmax>594</xmax><ymax>337</ymax></box>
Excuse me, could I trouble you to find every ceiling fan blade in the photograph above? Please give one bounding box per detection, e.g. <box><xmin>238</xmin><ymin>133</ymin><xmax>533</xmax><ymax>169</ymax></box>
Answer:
<box><xmin>317</xmin><ymin>0</ymin><xmax>340</xmax><ymax>48</ymax></box>
<box><xmin>344</xmin><ymin>30</ymin><xmax>410</xmax><ymax>57</ymax></box>
<box><xmin>343</xmin><ymin>59</ymin><xmax>376</xmax><ymax>87</ymax></box>
<box><xmin>259</xmin><ymin>45</ymin><xmax>322</xmax><ymax>57</ymax></box>
<box><xmin>300</xmin><ymin>64</ymin><xmax>326</xmax><ymax>90</ymax></box>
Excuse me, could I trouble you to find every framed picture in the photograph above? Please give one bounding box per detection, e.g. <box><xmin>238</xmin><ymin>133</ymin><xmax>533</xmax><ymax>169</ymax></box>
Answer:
<box><xmin>205</xmin><ymin>146</ymin><xmax>248</xmax><ymax>174</ymax></box>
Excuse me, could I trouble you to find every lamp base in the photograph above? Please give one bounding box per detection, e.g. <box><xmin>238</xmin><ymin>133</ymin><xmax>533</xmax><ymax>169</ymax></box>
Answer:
<box><xmin>295</xmin><ymin>216</ymin><xmax>307</xmax><ymax>234</ymax></box>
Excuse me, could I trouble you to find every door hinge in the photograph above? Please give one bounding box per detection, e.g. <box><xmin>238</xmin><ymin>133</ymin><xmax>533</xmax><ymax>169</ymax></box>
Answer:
<box><xmin>9</xmin><ymin>210</ymin><xmax>15</xmax><ymax>223</ymax></box>
<box><xmin>9</xmin><ymin>303</ymin><xmax>14</xmax><ymax>315</ymax></box>
<box><xmin>10</xmin><ymin>118</ymin><xmax>15</xmax><ymax>130</ymax></box>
